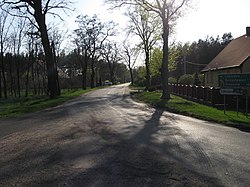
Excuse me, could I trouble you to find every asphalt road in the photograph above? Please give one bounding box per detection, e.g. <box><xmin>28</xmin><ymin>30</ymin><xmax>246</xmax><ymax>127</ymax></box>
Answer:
<box><xmin>0</xmin><ymin>83</ymin><xmax>249</xmax><ymax>186</ymax></box>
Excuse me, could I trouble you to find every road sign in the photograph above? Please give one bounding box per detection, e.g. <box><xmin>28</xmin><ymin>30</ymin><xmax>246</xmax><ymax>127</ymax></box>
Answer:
<box><xmin>218</xmin><ymin>74</ymin><xmax>250</xmax><ymax>116</ymax></box>
<box><xmin>219</xmin><ymin>73</ymin><xmax>250</xmax><ymax>88</ymax></box>
<box><xmin>220</xmin><ymin>88</ymin><xmax>243</xmax><ymax>95</ymax></box>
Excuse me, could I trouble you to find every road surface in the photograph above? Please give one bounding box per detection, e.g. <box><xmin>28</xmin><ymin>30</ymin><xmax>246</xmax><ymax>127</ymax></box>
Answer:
<box><xmin>0</xmin><ymin>83</ymin><xmax>249</xmax><ymax>186</ymax></box>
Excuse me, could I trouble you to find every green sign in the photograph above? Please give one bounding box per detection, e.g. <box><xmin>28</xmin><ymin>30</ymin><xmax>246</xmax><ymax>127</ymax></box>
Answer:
<box><xmin>219</xmin><ymin>74</ymin><xmax>250</xmax><ymax>88</ymax></box>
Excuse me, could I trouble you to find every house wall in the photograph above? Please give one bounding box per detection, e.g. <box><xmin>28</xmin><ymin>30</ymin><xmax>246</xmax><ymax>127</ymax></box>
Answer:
<box><xmin>242</xmin><ymin>57</ymin><xmax>250</xmax><ymax>73</ymax></box>
<box><xmin>204</xmin><ymin>68</ymin><xmax>241</xmax><ymax>87</ymax></box>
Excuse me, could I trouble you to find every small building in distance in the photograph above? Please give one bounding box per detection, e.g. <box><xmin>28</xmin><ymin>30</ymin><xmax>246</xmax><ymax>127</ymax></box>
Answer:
<box><xmin>201</xmin><ymin>27</ymin><xmax>250</xmax><ymax>87</ymax></box>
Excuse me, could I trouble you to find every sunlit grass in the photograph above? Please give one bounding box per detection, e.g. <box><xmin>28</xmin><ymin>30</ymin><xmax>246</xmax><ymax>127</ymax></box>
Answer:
<box><xmin>0</xmin><ymin>87</ymin><xmax>100</xmax><ymax>118</ymax></box>
<box><xmin>135</xmin><ymin>91</ymin><xmax>250</xmax><ymax>127</ymax></box>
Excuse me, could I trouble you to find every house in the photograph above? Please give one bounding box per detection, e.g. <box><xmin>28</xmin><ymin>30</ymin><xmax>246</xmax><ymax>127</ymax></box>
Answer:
<box><xmin>201</xmin><ymin>27</ymin><xmax>250</xmax><ymax>87</ymax></box>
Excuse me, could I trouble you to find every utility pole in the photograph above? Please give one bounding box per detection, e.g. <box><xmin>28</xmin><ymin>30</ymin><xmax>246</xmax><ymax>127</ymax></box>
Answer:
<box><xmin>183</xmin><ymin>55</ymin><xmax>187</xmax><ymax>74</ymax></box>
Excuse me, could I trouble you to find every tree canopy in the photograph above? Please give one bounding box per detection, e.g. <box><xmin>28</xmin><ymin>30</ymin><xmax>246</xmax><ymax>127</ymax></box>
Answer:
<box><xmin>105</xmin><ymin>0</ymin><xmax>193</xmax><ymax>100</ymax></box>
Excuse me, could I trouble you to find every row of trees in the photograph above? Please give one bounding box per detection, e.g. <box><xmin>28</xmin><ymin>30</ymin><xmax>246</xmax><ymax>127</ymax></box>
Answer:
<box><xmin>106</xmin><ymin>0</ymin><xmax>194</xmax><ymax>100</ymax></box>
<box><xmin>134</xmin><ymin>33</ymin><xmax>233</xmax><ymax>87</ymax></box>
<box><xmin>0</xmin><ymin>0</ymin><xmax>73</xmax><ymax>98</ymax></box>
<box><xmin>105</xmin><ymin>0</ymin><xmax>235</xmax><ymax>99</ymax></box>
<box><xmin>0</xmin><ymin>1</ymin><xmax>132</xmax><ymax>99</ymax></box>
<box><xmin>0</xmin><ymin>0</ymin><xmax>234</xmax><ymax>101</ymax></box>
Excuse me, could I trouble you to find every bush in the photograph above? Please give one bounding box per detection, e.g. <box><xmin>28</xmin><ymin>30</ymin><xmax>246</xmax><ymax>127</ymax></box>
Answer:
<box><xmin>148</xmin><ymin>84</ymin><xmax>162</xmax><ymax>92</ymax></box>
<box><xmin>178</xmin><ymin>74</ymin><xmax>194</xmax><ymax>85</ymax></box>
<box><xmin>168</xmin><ymin>77</ymin><xmax>177</xmax><ymax>84</ymax></box>
<box><xmin>151</xmin><ymin>76</ymin><xmax>161</xmax><ymax>86</ymax></box>
<box><xmin>178</xmin><ymin>73</ymin><xmax>204</xmax><ymax>85</ymax></box>
<box><xmin>134</xmin><ymin>66</ymin><xmax>147</xmax><ymax>87</ymax></box>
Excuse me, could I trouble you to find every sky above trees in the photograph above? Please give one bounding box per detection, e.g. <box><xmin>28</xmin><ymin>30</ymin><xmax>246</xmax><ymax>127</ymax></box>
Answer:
<box><xmin>65</xmin><ymin>0</ymin><xmax>250</xmax><ymax>43</ymax></box>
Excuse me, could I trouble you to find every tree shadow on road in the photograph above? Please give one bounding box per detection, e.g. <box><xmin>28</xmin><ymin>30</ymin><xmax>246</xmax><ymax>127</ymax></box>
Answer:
<box><xmin>0</xmin><ymin>96</ymin><xmax>225</xmax><ymax>186</ymax></box>
<box><xmin>51</xmin><ymin>109</ymin><xmax>224</xmax><ymax>187</ymax></box>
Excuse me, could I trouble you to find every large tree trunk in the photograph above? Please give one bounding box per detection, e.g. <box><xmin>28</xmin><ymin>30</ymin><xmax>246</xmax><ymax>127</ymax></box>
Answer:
<box><xmin>40</xmin><ymin>26</ymin><xmax>59</xmax><ymax>98</ymax></box>
<box><xmin>145</xmin><ymin>50</ymin><xmax>151</xmax><ymax>90</ymax></box>
<box><xmin>34</xmin><ymin>2</ymin><xmax>60</xmax><ymax>98</ymax></box>
<box><xmin>129</xmin><ymin>67</ymin><xmax>134</xmax><ymax>85</ymax></box>
<box><xmin>108</xmin><ymin>61</ymin><xmax>114</xmax><ymax>84</ymax></box>
<box><xmin>82</xmin><ymin>51</ymin><xmax>88</xmax><ymax>90</ymax></box>
<box><xmin>90</xmin><ymin>59</ymin><xmax>95</xmax><ymax>88</ymax></box>
<box><xmin>161</xmin><ymin>19</ymin><xmax>170</xmax><ymax>100</ymax></box>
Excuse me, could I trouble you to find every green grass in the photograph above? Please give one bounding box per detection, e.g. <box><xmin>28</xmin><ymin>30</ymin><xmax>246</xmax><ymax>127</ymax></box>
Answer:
<box><xmin>134</xmin><ymin>91</ymin><xmax>250</xmax><ymax>128</ymax></box>
<box><xmin>129</xmin><ymin>85</ymin><xmax>145</xmax><ymax>93</ymax></box>
<box><xmin>0</xmin><ymin>87</ymin><xmax>100</xmax><ymax>118</ymax></box>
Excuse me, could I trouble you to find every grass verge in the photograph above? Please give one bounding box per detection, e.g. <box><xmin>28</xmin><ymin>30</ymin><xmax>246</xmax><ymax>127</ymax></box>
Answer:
<box><xmin>0</xmin><ymin>87</ymin><xmax>100</xmax><ymax>118</ymax></box>
<box><xmin>133</xmin><ymin>91</ymin><xmax>250</xmax><ymax>129</ymax></box>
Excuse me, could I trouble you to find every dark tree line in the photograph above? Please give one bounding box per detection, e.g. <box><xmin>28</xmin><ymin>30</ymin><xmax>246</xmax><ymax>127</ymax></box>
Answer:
<box><xmin>58</xmin><ymin>51</ymin><xmax>129</xmax><ymax>89</ymax></box>
<box><xmin>0</xmin><ymin>45</ymin><xmax>129</xmax><ymax>99</ymax></box>
<box><xmin>0</xmin><ymin>51</ymin><xmax>47</xmax><ymax>98</ymax></box>
<box><xmin>133</xmin><ymin>33</ymin><xmax>233</xmax><ymax>87</ymax></box>
<box><xmin>0</xmin><ymin>7</ymin><xmax>129</xmax><ymax>99</ymax></box>
<box><xmin>73</xmin><ymin>14</ymin><xmax>118</xmax><ymax>89</ymax></box>
<box><xmin>171</xmin><ymin>33</ymin><xmax>233</xmax><ymax>79</ymax></box>
<box><xmin>0</xmin><ymin>0</ymin><xmax>73</xmax><ymax>98</ymax></box>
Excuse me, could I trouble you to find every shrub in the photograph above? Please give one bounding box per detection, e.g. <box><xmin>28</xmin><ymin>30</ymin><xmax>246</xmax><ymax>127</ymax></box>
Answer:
<box><xmin>168</xmin><ymin>77</ymin><xmax>177</xmax><ymax>84</ymax></box>
<box><xmin>178</xmin><ymin>74</ymin><xmax>194</xmax><ymax>85</ymax></box>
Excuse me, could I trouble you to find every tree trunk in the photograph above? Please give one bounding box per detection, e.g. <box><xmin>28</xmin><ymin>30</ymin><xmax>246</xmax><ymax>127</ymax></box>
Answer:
<box><xmin>129</xmin><ymin>67</ymin><xmax>134</xmax><ymax>85</ymax></box>
<box><xmin>42</xmin><ymin>61</ymin><xmax>47</xmax><ymax>95</ymax></box>
<box><xmin>37</xmin><ymin>65</ymin><xmax>41</xmax><ymax>95</ymax></box>
<box><xmin>16</xmin><ymin>56</ymin><xmax>21</xmax><ymax>98</ymax></box>
<box><xmin>32</xmin><ymin>62</ymin><xmax>36</xmax><ymax>95</ymax></box>
<box><xmin>40</xmin><ymin>28</ymin><xmax>59</xmax><ymax>98</ymax></box>
<box><xmin>90</xmin><ymin>60</ymin><xmax>95</xmax><ymax>88</ymax></box>
<box><xmin>25</xmin><ymin>61</ymin><xmax>30</xmax><ymax>97</ymax></box>
<box><xmin>51</xmin><ymin>41</ymin><xmax>60</xmax><ymax>95</ymax></box>
<box><xmin>82</xmin><ymin>51</ymin><xmax>88</xmax><ymax>90</ymax></box>
<box><xmin>26</xmin><ymin>46</ymin><xmax>34</xmax><ymax>97</ymax></box>
<box><xmin>1</xmin><ymin>51</ymin><xmax>7</xmax><ymax>98</ymax></box>
<box><xmin>145</xmin><ymin>50</ymin><xmax>151</xmax><ymax>90</ymax></box>
<box><xmin>34</xmin><ymin>3</ymin><xmax>59</xmax><ymax>98</ymax></box>
<box><xmin>108</xmin><ymin>61</ymin><xmax>114</xmax><ymax>84</ymax></box>
<box><xmin>8</xmin><ymin>54</ymin><xmax>14</xmax><ymax>96</ymax></box>
<box><xmin>161</xmin><ymin>19</ymin><xmax>170</xmax><ymax>100</ymax></box>
<box><xmin>95</xmin><ymin>67</ymin><xmax>99</xmax><ymax>86</ymax></box>
<box><xmin>82</xmin><ymin>66</ymin><xmax>87</xmax><ymax>90</ymax></box>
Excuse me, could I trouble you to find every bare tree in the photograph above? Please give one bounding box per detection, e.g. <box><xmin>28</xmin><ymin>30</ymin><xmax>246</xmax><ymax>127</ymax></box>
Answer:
<box><xmin>0</xmin><ymin>9</ymin><xmax>14</xmax><ymax>98</ymax></box>
<box><xmin>125</xmin><ymin>6</ymin><xmax>161</xmax><ymax>90</ymax></box>
<box><xmin>1</xmin><ymin>0</ymin><xmax>73</xmax><ymax>98</ymax></box>
<box><xmin>25</xmin><ymin>23</ymin><xmax>39</xmax><ymax>97</ymax></box>
<box><xmin>102</xmin><ymin>42</ymin><xmax>121</xmax><ymax>84</ymax></box>
<box><xmin>121</xmin><ymin>41</ymin><xmax>139</xmax><ymax>85</ymax></box>
<box><xmin>106</xmin><ymin>0</ymin><xmax>192</xmax><ymax>100</ymax></box>
<box><xmin>74</xmin><ymin>14</ymin><xmax>117</xmax><ymax>88</ymax></box>
<box><xmin>11</xmin><ymin>18</ymin><xmax>27</xmax><ymax>97</ymax></box>
<box><xmin>50</xmin><ymin>27</ymin><xmax>68</xmax><ymax>95</ymax></box>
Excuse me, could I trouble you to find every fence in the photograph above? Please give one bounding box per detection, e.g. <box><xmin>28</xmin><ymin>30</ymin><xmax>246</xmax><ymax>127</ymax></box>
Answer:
<box><xmin>169</xmin><ymin>84</ymin><xmax>224</xmax><ymax>106</ymax></box>
<box><xmin>169</xmin><ymin>84</ymin><xmax>250</xmax><ymax>111</ymax></box>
